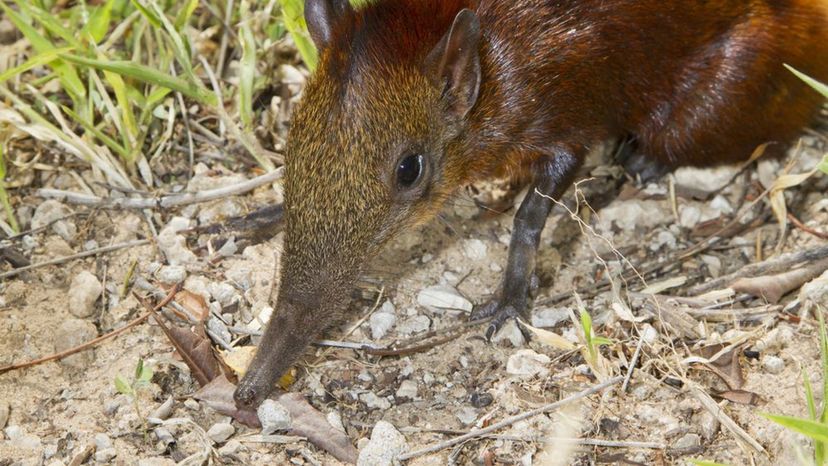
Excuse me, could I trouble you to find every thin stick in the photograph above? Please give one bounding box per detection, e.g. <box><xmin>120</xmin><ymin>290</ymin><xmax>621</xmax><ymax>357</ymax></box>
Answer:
<box><xmin>788</xmin><ymin>212</ymin><xmax>828</xmax><ymax>240</ymax></box>
<box><xmin>0</xmin><ymin>239</ymin><xmax>150</xmax><ymax>280</ymax></box>
<box><xmin>622</xmin><ymin>333</ymin><xmax>645</xmax><ymax>392</ymax></box>
<box><xmin>691</xmin><ymin>385</ymin><xmax>766</xmax><ymax>454</ymax></box>
<box><xmin>483</xmin><ymin>434</ymin><xmax>664</xmax><ymax>449</ymax></box>
<box><xmin>36</xmin><ymin>168</ymin><xmax>283</xmax><ymax>210</ymax></box>
<box><xmin>0</xmin><ymin>285</ymin><xmax>179</xmax><ymax>375</ymax></box>
<box><xmin>398</xmin><ymin>376</ymin><xmax>624</xmax><ymax>461</ymax></box>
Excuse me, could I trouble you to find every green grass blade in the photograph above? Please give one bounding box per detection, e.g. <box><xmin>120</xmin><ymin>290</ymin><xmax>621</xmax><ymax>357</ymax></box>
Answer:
<box><xmin>238</xmin><ymin>0</ymin><xmax>256</xmax><ymax>128</ymax></box>
<box><xmin>0</xmin><ymin>47</ymin><xmax>74</xmax><ymax>84</ymax></box>
<box><xmin>819</xmin><ymin>155</ymin><xmax>828</xmax><ymax>177</ymax></box>
<box><xmin>82</xmin><ymin>0</ymin><xmax>116</xmax><ymax>43</ymax></box>
<box><xmin>129</xmin><ymin>0</ymin><xmax>162</xmax><ymax>28</ymax></box>
<box><xmin>785</xmin><ymin>65</ymin><xmax>828</xmax><ymax>99</ymax></box>
<box><xmin>174</xmin><ymin>0</ymin><xmax>199</xmax><ymax>30</ymax></box>
<box><xmin>277</xmin><ymin>0</ymin><xmax>318</xmax><ymax>71</ymax></box>
<box><xmin>12</xmin><ymin>0</ymin><xmax>84</xmax><ymax>49</ymax></box>
<box><xmin>762</xmin><ymin>413</ymin><xmax>828</xmax><ymax>444</ymax></box>
<box><xmin>0</xmin><ymin>146</ymin><xmax>19</xmax><ymax>233</ymax></box>
<box><xmin>58</xmin><ymin>54</ymin><xmax>216</xmax><ymax>105</ymax></box>
<box><xmin>60</xmin><ymin>105</ymin><xmax>128</xmax><ymax>158</ymax></box>
<box><xmin>0</xmin><ymin>3</ymin><xmax>86</xmax><ymax>99</ymax></box>
<box><xmin>101</xmin><ymin>66</ymin><xmax>139</xmax><ymax>145</ymax></box>
<box><xmin>145</xmin><ymin>0</ymin><xmax>197</xmax><ymax>85</ymax></box>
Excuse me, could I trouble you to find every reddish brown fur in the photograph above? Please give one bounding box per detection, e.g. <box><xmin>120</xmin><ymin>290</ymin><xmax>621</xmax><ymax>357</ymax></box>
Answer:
<box><xmin>236</xmin><ymin>0</ymin><xmax>828</xmax><ymax>408</ymax></box>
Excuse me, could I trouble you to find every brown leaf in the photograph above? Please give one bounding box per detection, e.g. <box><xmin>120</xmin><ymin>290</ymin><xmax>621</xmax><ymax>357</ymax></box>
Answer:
<box><xmin>175</xmin><ymin>289</ymin><xmax>210</xmax><ymax>322</ymax></box>
<box><xmin>152</xmin><ymin>312</ymin><xmax>222</xmax><ymax>386</ymax></box>
<box><xmin>193</xmin><ymin>374</ymin><xmax>261</xmax><ymax>427</ymax></box>
<box><xmin>731</xmin><ymin>257</ymin><xmax>828</xmax><ymax>303</ymax></box>
<box><xmin>695</xmin><ymin>343</ymin><xmax>746</xmax><ymax>390</ymax></box>
<box><xmin>714</xmin><ymin>389</ymin><xmax>763</xmax><ymax>406</ymax></box>
<box><xmin>194</xmin><ymin>376</ymin><xmax>358</xmax><ymax>464</ymax></box>
<box><xmin>278</xmin><ymin>392</ymin><xmax>359</xmax><ymax>464</ymax></box>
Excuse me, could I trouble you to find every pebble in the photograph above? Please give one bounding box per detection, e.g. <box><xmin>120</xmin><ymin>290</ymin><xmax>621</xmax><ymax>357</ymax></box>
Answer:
<box><xmin>357</xmin><ymin>421</ymin><xmax>408</xmax><ymax>466</ymax></box>
<box><xmin>456</xmin><ymin>407</ymin><xmax>478</xmax><ymax>426</ymax></box>
<box><xmin>258</xmin><ymin>400</ymin><xmax>291</xmax><ymax>434</ymax></box>
<box><xmin>31</xmin><ymin>200</ymin><xmax>76</xmax><ymax>241</ymax></box>
<box><xmin>650</xmin><ymin>230</ymin><xmax>677</xmax><ymax>251</ymax></box>
<box><xmin>531</xmin><ymin>307</ymin><xmax>570</xmax><ymax>328</ymax></box>
<box><xmin>360</xmin><ymin>392</ymin><xmax>392</xmax><ymax>410</ymax></box>
<box><xmin>327</xmin><ymin>411</ymin><xmax>346</xmax><ymax>433</ymax></box>
<box><xmin>505</xmin><ymin>349</ymin><xmax>551</xmax><ymax>378</ymax></box>
<box><xmin>157</xmin><ymin>265</ymin><xmax>186</xmax><ymax>284</ymax></box>
<box><xmin>678</xmin><ymin>205</ymin><xmax>702</xmax><ymax>229</ymax></box>
<box><xmin>95</xmin><ymin>448</ymin><xmax>117</xmax><ymax>463</ymax></box>
<box><xmin>397</xmin><ymin>315</ymin><xmax>430</xmax><ymax>336</ymax></box>
<box><xmin>674</xmin><ymin>165</ymin><xmax>740</xmax><ymax>194</ymax></box>
<box><xmin>151</xmin><ymin>396</ymin><xmax>174</xmax><ymax>420</ymax></box>
<box><xmin>137</xmin><ymin>459</ymin><xmax>176</xmax><ymax>466</ymax></box>
<box><xmin>671</xmin><ymin>432</ymin><xmax>701</xmax><ymax>451</ymax></box>
<box><xmin>641</xmin><ymin>324</ymin><xmax>659</xmax><ymax>344</ymax></box>
<box><xmin>217</xmin><ymin>237</ymin><xmax>239</xmax><ymax>257</ymax></box>
<box><xmin>370</xmin><ymin>310</ymin><xmax>396</xmax><ymax>340</ymax></box>
<box><xmin>597</xmin><ymin>200</ymin><xmax>670</xmax><ymax>232</ymax></box>
<box><xmin>153</xmin><ymin>427</ymin><xmax>175</xmax><ymax>447</ymax></box>
<box><xmin>492</xmin><ymin>319</ymin><xmax>526</xmax><ymax>347</ymax></box>
<box><xmin>218</xmin><ymin>440</ymin><xmax>243</xmax><ymax>457</ymax></box>
<box><xmin>207</xmin><ymin>316</ymin><xmax>232</xmax><ymax>345</ymax></box>
<box><xmin>470</xmin><ymin>392</ymin><xmax>493</xmax><ymax>408</ymax></box>
<box><xmin>94</xmin><ymin>433</ymin><xmax>112</xmax><ymax>451</ymax></box>
<box><xmin>55</xmin><ymin>319</ymin><xmax>98</xmax><ymax>368</ymax></box>
<box><xmin>207</xmin><ymin>423</ymin><xmax>235</xmax><ymax>443</ymax></box>
<box><xmin>698</xmin><ymin>411</ymin><xmax>720</xmax><ymax>442</ymax></box>
<box><xmin>463</xmin><ymin>239</ymin><xmax>488</xmax><ymax>260</ymax></box>
<box><xmin>4</xmin><ymin>425</ymin><xmax>42</xmax><ymax>450</ymax></box>
<box><xmin>762</xmin><ymin>355</ymin><xmax>785</xmax><ymax>374</ymax></box>
<box><xmin>68</xmin><ymin>271</ymin><xmax>103</xmax><ymax>318</ymax></box>
<box><xmin>800</xmin><ymin>269</ymin><xmax>828</xmax><ymax>313</ymax></box>
<box><xmin>157</xmin><ymin>217</ymin><xmax>197</xmax><ymax>265</ymax></box>
<box><xmin>0</xmin><ymin>400</ymin><xmax>8</xmax><ymax>429</ymax></box>
<box><xmin>395</xmin><ymin>380</ymin><xmax>418</xmax><ymax>401</ymax></box>
<box><xmin>754</xmin><ymin>326</ymin><xmax>795</xmax><ymax>354</ymax></box>
<box><xmin>209</xmin><ymin>282</ymin><xmax>240</xmax><ymax>307</ymax></box>
<box><xmin>184</xmin><ymin>398</ymin><xmax>200</xmax><ymax>410</ymax></box>
<box><xmin>417</xmin><ymin>285</ymin><xmax>473</xmax><ymax>312</ymax></box>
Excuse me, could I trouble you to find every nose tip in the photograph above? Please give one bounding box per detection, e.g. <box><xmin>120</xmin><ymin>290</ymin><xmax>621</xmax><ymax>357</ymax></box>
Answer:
<box><xmin>233</xmin><ymin>384</ymin><xmax>260</xmax><ymax>409</ymax></box>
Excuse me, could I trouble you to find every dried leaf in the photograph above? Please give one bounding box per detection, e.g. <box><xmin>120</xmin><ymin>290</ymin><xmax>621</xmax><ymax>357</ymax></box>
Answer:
<box><xmin>731</xmin><ymin>258</ymin><xmax>828</xmax><ymax>303</ymax></box>
<box><xmin>694</xmin><ymin>343</ymin><xmax>746</xmax><ymax>390</ymax></box>
<box><xmin>714</xmin><ymin>389</ymin><xmax>763</xmax><ymax>406</ymax></box>
<box><xmin>193</xmin><ymin>374</ymin><xmax>261</xmax><ymax>427</ymax></box>
<box><xmin>639</xmin><ymin>276</ymin><xmax>687</xmax><ymax>295</ymax></box>
<box><xmin>219</xmin><ymin>346</ymin><xmax>296</xmax><ymax>389</ymax></box>
<box><xmin>611</xmin><ymin>302</ymin><xmax>647</xmax><ymax>323</ymax></box>
<box><xmin>175</xmin><ymin>289</ymin><xmax>210</xmax><ymax>322</ymax></box>
<box><xmin>518</xmin><ymin>320</ymin><xmax>576</xmax><ymax>350</ymax></box>
<box><xmin>279</xmin><ymin>392</ymin><xmax>359</xmax><ymax>464</ymax></box>
<box><xmin>153</xmin><ymin>313</ymin><xmax>221</xmax><ymax>386</ymax></box>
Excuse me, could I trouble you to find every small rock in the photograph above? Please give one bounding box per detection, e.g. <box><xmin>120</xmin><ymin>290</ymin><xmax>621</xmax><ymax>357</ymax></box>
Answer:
<box><xmin>506</xmin><ymin>349</ymin><xmax>551</xmax><ymax>378</ymax></box>
<box><xmin>597</xmin><ymin>200</ymin><xmax>670</xmax><ymax>232</ymax></box>
<box><xmin>207</xmin><ymin>423</ymin><xmax>235</xmax><ymax>443</ymax></box>
<box><xmin>327</xmin><ymin>411</ymin><xmax>346</xmax><ymax>433</ymax></box>
<box><xmin>95</xmin><ymin>448</ymin><xmax>117</xmax><ymax>463</ymax></box>
<box><xmin>154</xmin><ymin>427</ymin><xmax>175</xmax><ymax>447</ymax></box>
<box><xmin>157</xmin><ymin>265</ymin><xmax>186</xmax><ymax>284</ymax></box>
<box><xmin>470</xmin><ymin>392</ymin><xmax>494</xmax><ymax>408</ymax></box>
<box><xmin>674</xmin><ymin>165</ymin><xmax>740</xmax><ymax>194</ymax></box>
<box><xmin>4</xmin><ymin>426</ymin><xmax>41</xmax><ymax>450</ymax></box>
<box><xmin>417</xmin><ymin>285</ymin><xmax>473</xmax><ymax>312</ymax></box>
<box><xmin>492</xmin><ymin>319</ymin><xmax>526</xmax><ymax>347</ymax></box>
<box><xmin>209</xmin><ymin>282</ymin><xmax>240</xmax><ymax>307</ymax></box>
<box><xmin>207</xmin><ymin>316</ymin><xmax>232</xmax><ymax>345</ymax></box>
<box><xmin>0</xmin><ymin>400</ymin><xmax>9</xmax><ymax>429</ymax></box>
<box><xmin>698</xmin><ymin>411</ymin><xmax>720</xmax><ymax>442</ymax></box>
<box><xmin>217</xmin><ymin>237</ymin><xmax>239</xmax><ymax>257</ymax></box>
<box><xmin>151</xmin><ymin>396</ymin><xmax>174</xmax><ymax>420</ymax></box>
<box><xmin>94</xmin><ymin>433</ymin><xmax>112</xmax><ymax>451</ymax></box>
<box><xmin>218</xmin><ymin>440</ymin><xmax>244</xmax><ymax>457</ymax></box>
<box><xmin>456</xmin><ymin>407</ymin><xmax>478</xmax><ymax>426</ymax></box>
<box><xmin>531</xmin><ymin>307</ymin><xmax>570</xmax><ymax>328</ymax></box>
<box><xmin>650</xmin><ymin>230</ymin><xmax>677</xmax><ymax>251</ymax></box>
<box><xmin>370</xmin><ymin>310</ymin><xmax>396</xmax><ymax>340</ymax></box>
<box><xmin>31</xmin><ymin>200</ymin><xmax>76</xmax><ymax>241</ymax></box>
<box><xmin>679</xmin><ymin>205</ymin><xmax>702</xmax><ymax>229</ymax></box>
<box><xmin>68</xmin><ymin>271</ymin><xmax>102</xmax><ymax>318</ymax></box>
<box><xmin>258</xmin><ymin>400</ymin><xmax>291</xmax><ymax>434</ymax></box>
<box><xmin>395</xmin><ymin>380</ymin><xmax>418</xmax><ymax>401</ymax></box>
<box><xmin>463</xmin><ymin>239</ymin><xmax>488</xmax><ymax>260</ymax></box>
<box><xmin>184</xmin><ymin>399</ymin><xmax>200</xmax><ymax>410</ymax></box>
<box><xmin>55</xmin><ymin>319</ymin><xmax>98</xmax><ymax>368</ymax></box>
<box><xmin>641</xmin><ymin>324</ymin><xmax>658</xmax><ymax>344</ymax></box>
<box><xmin>137</xmin><ymin>458</ymin><xmax>176</xmax><ymax>466</ymax></box>
<box><xmin>671</xmin><ymin>432</ymin><xmax>701</xmax><ymax>451</ymax></box>
<box><xmin>157</xmin><ymin>217</ymin><xmax>197</xmax><ymax>265</ymax></box>
<box><xmin>762</xmin><ymin>355</ymin><xmax>785</xmax><ymax>374</ymax></box>
<box><xmin>357</xmin><ymin>421</ymin><xmax>408</xmax><ymax>466</ymax></box>
<box><xmin>397</xmin><ymin>315</ymin><xmax>430</xmax><ymax>336</ymax></box>
<box><xmin>360</xmin><ymin>392</ymin><xmax>392</xmax><ymax>410</ymax></box>
<box><xmin>800</xmin><ymin>269</ymin><xmax>828</xmax><ymax>314</ymax></box>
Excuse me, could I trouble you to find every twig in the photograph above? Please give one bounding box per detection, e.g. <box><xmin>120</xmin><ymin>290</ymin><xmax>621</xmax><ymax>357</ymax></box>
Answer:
<box><xmin>481</xmin><ymin>434</ymin><xmax>664</xmax><ymax>449</ymax></box>
<box><xmin>36</xmin><ymin>168</ymin><xmax>283</xmax><ymax>210</ymax></box>
<box><xmin>398</xmin><ymin>376</ymin><xmax>624</xmax><ymax>461</ymax></box>
<box><xmin>0</xmin><ymin>239</ymin><xmax>150</xmax><ymax>280</ymax></box>
<box><xmin>622</xmin><ymin>333</ymin><xmax>644</xmax><ymax>392</ymax></box>
<box><xmin>787</xmin><ymin>212</ymin><xmax>828</xmax><ymax>240</ymax></box>
<box><xmin>0</xmin><ymin>285</ymin><xmax>179</xmax><ymax>375</ymax></box>
<box><xmin>687</xmin><ymin>244</ymin><xmax>828</xmax><ymax>295</ymax></box>
<box><xmin>691</xmin><ymin>385</ymin><xmax>766</xmax><ymax>454</ymax></box>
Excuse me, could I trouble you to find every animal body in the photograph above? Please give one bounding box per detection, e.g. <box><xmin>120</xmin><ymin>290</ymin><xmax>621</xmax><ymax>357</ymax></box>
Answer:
<box><xmin>235</xmin><ymin>0</ymin><xmax>828</xmax><ymax>408</ymax></box>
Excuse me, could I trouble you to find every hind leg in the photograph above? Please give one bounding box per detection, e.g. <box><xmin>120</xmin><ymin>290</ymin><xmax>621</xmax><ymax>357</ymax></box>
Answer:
<box><xmin>617</xmin><ymin>149</ymin><xmax>673</xmax><ymax>185</ymax></box>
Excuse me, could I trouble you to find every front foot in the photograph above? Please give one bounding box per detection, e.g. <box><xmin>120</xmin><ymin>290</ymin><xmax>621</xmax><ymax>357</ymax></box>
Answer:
<box><xmin>470</xmin><ymin>297</ymin><xmax>528</xmax><ymax>340</ymax></box>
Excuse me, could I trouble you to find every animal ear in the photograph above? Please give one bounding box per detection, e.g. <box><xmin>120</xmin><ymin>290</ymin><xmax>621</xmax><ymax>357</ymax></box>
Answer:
<box><xmin>305</xmin><ymin>0</ymin><xmax>353</xmax><ymax>48</ymax></box>
<box><xmin>424</xmin><ymin>9</ymin><xmax>481</xmax><ymax>119</ymax></box>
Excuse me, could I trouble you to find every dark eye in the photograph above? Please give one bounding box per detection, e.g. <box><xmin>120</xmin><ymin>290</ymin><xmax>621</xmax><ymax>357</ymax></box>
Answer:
<box><xmin>396</xmin><ymin>154</ymin><xmax>424</xmax><ymax>188</ymax></box>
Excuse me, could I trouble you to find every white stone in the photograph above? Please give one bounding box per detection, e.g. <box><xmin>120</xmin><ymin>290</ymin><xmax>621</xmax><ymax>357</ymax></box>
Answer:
<box><xmin>257</xmin><ymin>400</ymin><xmax>291</xmax><ymax>434</ymax></box>
<box><xmin>209</xmin><ymin>282</ymin><xmax>240</xmax><ymax>307</ymax></box>
<box><xmin>463</xmin><ymin>239</ymin><xmax>488</xmax><ymax>260</ymax></box>
<box><xmin>762</xmin><ymin>355</ymin><xmax>785</xmax><ymax>375</ymax></box>
<box><xmin>31</xmin><ymin>200</ymin><xmax>76</xmax><ymax>241</ymax></box>
<box><xmin>68</xmin><ymin>271</ymin><xmax>102</xmax><ymax>318</ymax></box>
<box><xmin>157</xmin><ymin>217</ymin><xmax>197</xmax><ymax>265</ymax></box>
<box><xmin>456</xmin><ymin>407</ymin><xmax>478</xmax><ymax>426</ymax></box>
<box><xmin>395</xmin><ymin>380</ymin><xmax>418</xmax><ymax>401</ymax></box>
<box><xmin>506</xmin><ymin>349</ymin><xmax>551</xmax><ymax>378</ymax></box>
<box><xmin>360</xmin><ymin>392</ymin><xmax>391</xmax><ymax>410</ymax></box>
<box><xmin>417</xmin><ymin>285</ymin><xmax>473</xmax><ymax>312</ymax></box>
<box><xmin>55</xmin><ymin>319</ymin><xmax>98</xmax><ymax>368</ymax></box>
<box><xmin>357</xmin><ymin>421</ymin><xmax>408</xmax><ymax>466</ymax></box>
<box><xmin>369</xmin><ymin>311</ymin><xmax>396</xmax><ymax>340</ymax></box>
<box><xmin>492</xmin><ymin>319</ymin><xmax>526</xmax><ymax>347</ymax></box>
<box><xmin>597</xmin><ymin>200</ymin><xmax>670</xmax><ymax>233</ymax></box>
<box><xmin>95</xmin><ymin>448</ymin><xmax>117</xmax><ymax>462</ymax></box>
<box><xmin>327</xmin><ymin>411</ymin><xmax>346</xmax><ymax>433</ymax></box>
<box><xmin>397</xmin><ymin>315</ymin><xmax>430</xmax><ymax>335</ymax></box>
<box><xmin>673</xmin><ymin>165</ymin><xmax>740</xmax><ymax>193</ymax></box>
<box><xmin>679</xmin><ymin>205</ymin><xmax>702</xmax><ymax>229</ymax></box>
<box><xmin>218</xmin><ymin>440</ymin><xmax>243</xmax><ymax>456</ymax></box>
<box><xmin>641</xmin><ymin>324</ymin><xmax>658</xmax><ymax>344</ymax></box>
<box><xmin>156</xmin><ymin>265</ymin><xmax>186</xmax><ymax>284</ymax></box>
<box><xmin>800</xmin><ymin>270</ymin><xmax>828</xmax><ymax>313</ymax></box>
<box><xmin>4</xmin><ymin>425</ymin><xmax>41</xmax><ymax>450</ymax></box>
<box><xmin>94</xmin><ymin>433</ymin><xmax>112</xmax><ymax>451</ymax></box>
<box><xmin>207</xmin><ymin>423</ymin><xmax>235</xmax><ymax>443</ymax></box>
<box><xmin>531</xmin><ymin>307</ymin><xmax>570</xmax><ymax>328</ymax></box>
